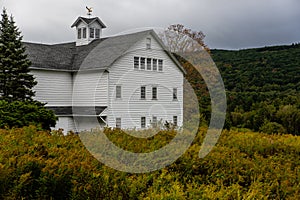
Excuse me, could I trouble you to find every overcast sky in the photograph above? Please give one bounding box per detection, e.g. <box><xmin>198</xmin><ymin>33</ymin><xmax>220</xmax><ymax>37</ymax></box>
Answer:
<box><xmin>1</xmin><ymin>0</ymin><xmax>299</xmax><ymax>49</ymax></box>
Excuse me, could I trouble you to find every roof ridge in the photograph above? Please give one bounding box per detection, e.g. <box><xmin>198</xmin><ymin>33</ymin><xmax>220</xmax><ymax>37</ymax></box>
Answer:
<box><xmin>107</xmin><ymin>29</ymin><xmax>153</xmax><ymax>39</ymax></box>
<box><xmin>71</xmin><ymin>16</ymin><xmax>106</xmax><ymax>28</ymax></box>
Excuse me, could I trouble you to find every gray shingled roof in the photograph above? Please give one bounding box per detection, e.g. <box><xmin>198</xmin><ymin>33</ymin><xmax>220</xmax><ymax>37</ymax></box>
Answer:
<box><xmin>25</xmin><ymin>30</ymin><xmax>150</xmax><ymax>71</ymax></box>
<box><xmin>47</xmin><ymin>106</ymin><xmax>107</xmax><ymax>116</ymax></box>
<box><xmin>25</xmin><ymin>30</ymin><xmax>185</xmax><ymax>73</ymax></box>
<box><xmin>24</xmin><ymin>42</ymin><xmax>75</xmax><ymax>71</ymax></box>
<box><xmin>77</xmin><ymin>30</ymin><xmax>152</xmax><ymax>71</ymax></box>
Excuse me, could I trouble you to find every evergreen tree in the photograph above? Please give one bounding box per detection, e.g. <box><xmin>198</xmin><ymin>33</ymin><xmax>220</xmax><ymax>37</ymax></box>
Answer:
<box><xmin>0</xmin><ymin>8</ymin><xmax>36</xmax><ymax>102</ymax></box>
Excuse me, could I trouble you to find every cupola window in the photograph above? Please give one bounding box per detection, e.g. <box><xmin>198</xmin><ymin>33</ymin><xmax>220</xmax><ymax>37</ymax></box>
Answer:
<box><xmin>72</xmin><ymin>16</ymin><xmax>107</xmax><ymax>46</ymax></box>
<box><xmin>82</xmin><ymin>28</ymin><xmax>87</xmax><ymax>38</ymax></box>
<box><xmin>90</xmin><ymin>28</ymin><xmax>95</xmax><ymax>38</ymax></box>
<box><xmin>77</xmin><ymin>28</ymin><xmax>82</xmax><ymax>39</ymax></box>
<box><xmin>95</xmin><ymin>29</ymin><xmax>100</xmax><ymax>39</ymax></box>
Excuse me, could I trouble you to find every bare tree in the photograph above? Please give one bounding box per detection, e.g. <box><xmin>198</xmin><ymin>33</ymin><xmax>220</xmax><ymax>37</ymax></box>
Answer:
<box><xmin>159</xmin><ymin>24</ymin><xmax>209</xmax><ymax>54</ymax></box>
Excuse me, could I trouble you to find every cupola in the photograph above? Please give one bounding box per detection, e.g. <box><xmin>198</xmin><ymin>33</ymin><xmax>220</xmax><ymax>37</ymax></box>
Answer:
<box><xmin>71</xmin><ymin>17</ymin><xmax>106</xmax><ymax>46</ymax></box>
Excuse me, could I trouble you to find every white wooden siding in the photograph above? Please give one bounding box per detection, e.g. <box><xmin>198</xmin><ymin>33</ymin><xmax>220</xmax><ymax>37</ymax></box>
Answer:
<box><xmin>72</xmin><ymin>71</ymin><xmax>108</xmax><ymax>107</ymax></box>
<box><xmin>74</xmin><ymin>116</ymin><xmax>103</xmax><ymax>132</ymax></box>
<box><xmin>31</xmin><ymin>70</ymin><xmax>73</xmax><ymax>106</ymax></box>
<box><xmin>107</xmin><ymin>34</ymin><xmax>184</xmax><ymax>129</ymax></box>
<box><xmin>52</xmin><ymin>117</ymin><xmax>76</xmax><ymax>135</ymax></box>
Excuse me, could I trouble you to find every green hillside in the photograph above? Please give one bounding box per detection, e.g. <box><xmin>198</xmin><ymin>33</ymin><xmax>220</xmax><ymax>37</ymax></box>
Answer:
<box><xmin>212</xmin><ymin>44</ymin><xmax>300</xmax><ymax>93</ymax></box>
<box><xmin>208</xmin><ymin>44</ymin><xmax>300</xmax><ymax>134</ymax></box>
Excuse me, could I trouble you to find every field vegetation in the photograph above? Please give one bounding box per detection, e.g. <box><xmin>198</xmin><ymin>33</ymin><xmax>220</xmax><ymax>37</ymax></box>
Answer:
<box><xmin>0</xmin><ymin>126</ymin><xmax>299</xmax><ymax>199</ymax></box>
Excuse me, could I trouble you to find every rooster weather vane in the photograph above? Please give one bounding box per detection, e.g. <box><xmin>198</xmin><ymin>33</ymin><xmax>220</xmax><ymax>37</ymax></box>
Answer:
<box><xmin>86</xmin><ymin>6</ymin><xmax>93</xmax><ymax>16</ymax></box>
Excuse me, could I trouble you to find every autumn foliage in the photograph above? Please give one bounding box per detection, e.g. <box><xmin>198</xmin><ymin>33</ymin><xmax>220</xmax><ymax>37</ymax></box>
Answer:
<box><xmin>0</xmin><ymin>126</ymin><xmax>299</xmax><ymax>199</ymax></box>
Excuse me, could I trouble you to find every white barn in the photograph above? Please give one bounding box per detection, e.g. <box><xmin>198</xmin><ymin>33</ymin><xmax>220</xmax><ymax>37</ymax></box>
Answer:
<box><xmin>24</xmin><ymin>16</ymin><xmax>185</xmax><ymax>133</ymax></box>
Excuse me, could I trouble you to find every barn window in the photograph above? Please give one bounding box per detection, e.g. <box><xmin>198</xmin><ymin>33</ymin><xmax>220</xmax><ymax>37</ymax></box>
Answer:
<box><xmin>158</xmin><ymin>60</ymin><xmax>163</xmax><ymax>71</ymax></box>
<box><xmin>141</xmin><ymin>117</ymin><xmax>146</xmax><ymax>128</ymax></box>
<box><xmin>134</xmin><ymin>57</ymin><xmax>139</xmax><ymax>69</ymax></box>
<box><xmin>152</xmin><ymin>116</ymin><xmax>157</xmax><ymax>128</ymax></box>
<box><xmin>82</xmin><ymin>28</ymin><xmax>87</xmax><ymax>38</ymax></box>
<box><xmin>77</xmin><ymin>28</ymin><xmax>82</xmax><ymax>39</ymax></box>
<box><xmin>146</xmin><ymin>38</ymin><xmax>151</xmax><ymax>49</ymax></box>
<box><xmin>133</xmin><ymin>57</ymin><xmax>163</xmax><ymax>72</ymax></box>
<box><xmin>116</xmin><ymin>118</ymin><xmax>121</xmax><ymax>129</ymax></box>
<box><xmin>173</xmin><ymin>116</ymin><xmax>178</xmax><ymax>127</ymax></box>
<box><xmin>173</xmin><ymin>88</ymin><xmax>178</xmax><ymax>100</ymax></box>
<box><xmin>95</xmin><ymin>29</ymin><xmax>100</xmax><ymax>38</ymax></box>
<box><xmin>152</xmin><ymin>87</ymin><xmax>157</xmax><ymax>100</ymax></box>
<box><xmin>141</xmin><ymin>86</ymin><xmax>146</xmax><ymax>99</ymax></box>
<box><xmin>116</xmin><ymin>85</ymin><xmax>122</xmax><ymax>99</ymax></box>
<box><xmin>152</xmin><ymin>59</ymin><xmax>157</xmax><ymax>71</ymax></box>
<box><xmin>140</xmin><ymin>57</ymin><xmax>146</xmax><ymax>70</ymax></box>
<box><xmin>90</xmin><ymin>28</ymin><xmax>95</xmax><ymax>38</ymax></box>
<box><xmin>147</xmin><ymin>58</ymin><xmax>152</xmax><ymax>70</ymax></box>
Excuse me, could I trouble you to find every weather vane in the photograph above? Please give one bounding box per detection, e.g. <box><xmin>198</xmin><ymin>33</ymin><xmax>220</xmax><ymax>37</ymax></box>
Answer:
<box><xmin>86</xmin><ymin>6</ymin><xmax>93</xmax><ymax>17</ymax></box>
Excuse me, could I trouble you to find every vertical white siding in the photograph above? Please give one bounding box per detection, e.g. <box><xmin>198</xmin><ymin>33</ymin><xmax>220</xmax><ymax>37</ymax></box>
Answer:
<box><xmin>107</xmin><ymin>34</ymin><xmax>184</xmax><ymax>129</ymax></box>
<box><xmin>31</xmin><ymin>70</ymin><xmax>73</xmax><ymax>106</ymax></box>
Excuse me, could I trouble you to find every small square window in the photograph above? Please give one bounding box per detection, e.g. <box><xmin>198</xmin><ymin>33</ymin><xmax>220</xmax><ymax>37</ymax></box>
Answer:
<box><xmin>158</xmin><ymin>60</ymin><xmax>163</xmax><ymax>71</ymax></box>
<box><xmin>78</xmin><ymin>28</ymin><xmax>82</xmax><ymax>39</ymax></box>
<box><xmin>83</xmin><ymin>28</ymin><xmax>87</xmax><ymax>38</ymax></box>
<box><xmin>141</xmin><ymin>117</ymin><xmax>146</xmax><ymax>128</ymax></box>
<box><xmin>173</xmin><ymin>116</ymin><xmax>178</xmax><ymax>127</ymax></box>
<box><xmin>116</xmin><ymin>118</ymin><xmax>121</xmax><ymax>129</ymax></box>
<box><xmin>116</xmin><ymin>85</ymin><xmax>122</xmax><ymax>99</ymax></box>
<box><xmin>153</xmin><ymin>59</ymin><xmax>157</xmax><ymax>71</ymax></box>
<box><xmin>173</xmin><ymin>88</ymin><xmax>178</xmax><ymax>100</ymax></box>
<box><xmin>134</xmin><ymin>57</ymin><xmax>139</xmax><ymax>69</ymax></box>
<box><xmin>141</xmin><ymin>86</ymin><xmax>146</xmax><ymax>99</ymax></box>
<box><xmin>95</xmin><ymin>29</ymin><xmax>100</xmax><ymax>38</ymax></box>
<box><xmin>152</xmin><ymin>87</ymin><xmax>157</xmax><ymax>100</ymax></box>
<box><xmin>140</xmin><ymin>57</ymin><xmax>146</xmax><ymax>70</ymax></box>
<box><xmin>147</xmin><ymin>58</ymin><xmax>152</xmax><ymax>70</ymax></box>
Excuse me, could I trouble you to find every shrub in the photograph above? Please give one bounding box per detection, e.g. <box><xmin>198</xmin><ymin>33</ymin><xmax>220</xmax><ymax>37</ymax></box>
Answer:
<box><xmin>0</xmin><ymin>127</ymin><xmax>299</xmax><ymax>199</ymax></box>
<box><xmin>0</xmin><ymin>100</ymin><xmax>57</xmax><ymax>130</ymax></box>
<box><xmin>259</xmin><ymin>120</ymin><xmax>286</xmax><ymax>134</ymax></box>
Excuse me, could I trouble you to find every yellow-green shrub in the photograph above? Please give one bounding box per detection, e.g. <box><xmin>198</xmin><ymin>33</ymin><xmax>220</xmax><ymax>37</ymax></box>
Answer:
<box><xmin>0</xmin><ymin>126</ymin><xmax>299</xmax><ymax>199</ymax></box>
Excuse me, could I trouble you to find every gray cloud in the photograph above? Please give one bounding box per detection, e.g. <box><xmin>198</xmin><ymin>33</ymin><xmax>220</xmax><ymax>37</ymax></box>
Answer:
<box><xmin>1</xmin><ymin>0</ymin><xmax>299</xmax><ymax>49</ymax></box>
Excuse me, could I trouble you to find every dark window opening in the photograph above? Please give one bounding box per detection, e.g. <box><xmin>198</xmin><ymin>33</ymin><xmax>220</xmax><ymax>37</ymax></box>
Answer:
<box><xmin>141</xmin><ymin>86</ymin><xmax>146</xmax><ymax>99</ymax></box>
<box><xmin>152</xmin><ymin>87</ymin><xmax>157</xmax><ymax>100</ymax></box>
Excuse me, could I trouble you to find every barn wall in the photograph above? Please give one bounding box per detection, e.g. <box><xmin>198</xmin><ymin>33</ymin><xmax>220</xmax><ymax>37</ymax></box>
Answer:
<box><xmin>31</xmin><ymin>70</ymin><xmax>73</xmax><ymax>106</ymax></box>
<box><xmin>107</xmin><ymin>34</ymin><xmax>184</xmax><ymax>129</ymax></box>
<box><xmin>72</xmin><ymin>70</ymin><xmax>108</xmax><ymax>107</ymax></box>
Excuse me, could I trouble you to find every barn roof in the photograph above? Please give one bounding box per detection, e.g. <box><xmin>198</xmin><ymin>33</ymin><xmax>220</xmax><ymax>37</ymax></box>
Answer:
<box><xmin>71</xmin><ymin>16</ymin><xmax>106</xmax><ymax>28</ymax></box>
<box><xmin>47</xmin><ymin>106</ymin><xmax>107</xmax><ymax>116</ymax></box>
<box><xmin>24</xmin><ymin>30</ymin><xmax>185</xmax><ymax>73</ymax></box>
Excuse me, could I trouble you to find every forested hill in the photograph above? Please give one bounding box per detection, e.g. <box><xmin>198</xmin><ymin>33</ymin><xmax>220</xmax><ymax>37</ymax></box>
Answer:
<box><xmin>208</xmin><ymin>44</ymin><xmax>300</xmax><ymax>135</ymax></box>
<box><xmin>211</xmin><ymin>44</ymin><xmax>300</xmax><ymax>93</ymax></box>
